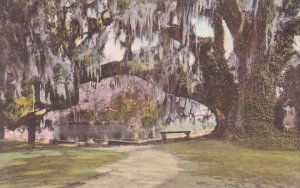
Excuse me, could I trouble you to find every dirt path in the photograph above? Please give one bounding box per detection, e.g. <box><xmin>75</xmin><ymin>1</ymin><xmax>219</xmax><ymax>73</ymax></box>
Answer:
<box><xmin>78</xmin><ymin>146</ymin><xmax>182</xmax><ymax>188</ymax></box>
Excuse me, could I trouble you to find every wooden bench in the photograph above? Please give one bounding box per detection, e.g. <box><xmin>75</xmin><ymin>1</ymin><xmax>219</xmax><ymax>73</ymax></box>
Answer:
<box><xmin>160</xmin><ymin>131</ymin><xmax>191</xmax><ymax>140</ymax></box>
<box><xmin>107</xmin><ymin>140</ymin><xmax>139</xmax><ymax>146</ymax></box>
<box><xmin>49</xmin><ymin>139</ymin><xmax>77</xmax><ymax>145</ymax></box>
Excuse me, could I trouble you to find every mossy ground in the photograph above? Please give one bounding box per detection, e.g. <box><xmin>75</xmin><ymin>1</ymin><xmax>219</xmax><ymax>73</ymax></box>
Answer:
<box><xmin>156</xmin><ymin>139</ymin><xmax>300</xmax><ymax>187</ymax></box>
<box><xmin>0</xmin><ymin>141</ymin><xmax>126</xmax><ymax>188</ymax></box>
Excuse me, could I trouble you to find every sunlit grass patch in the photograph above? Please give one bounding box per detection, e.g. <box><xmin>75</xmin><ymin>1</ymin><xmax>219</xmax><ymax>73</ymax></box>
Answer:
<box><xmin>0</xmin><ymin>141</ymin><xmax>126</xmax><ymax>187</ymax></box>
<box><xmin>157</xmin><ymin>139</ymin><xmax>300</xmax><ymax>187</ymax></box>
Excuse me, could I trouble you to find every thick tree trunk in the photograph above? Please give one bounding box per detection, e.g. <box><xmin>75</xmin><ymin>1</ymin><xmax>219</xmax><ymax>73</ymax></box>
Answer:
<box><xmin>28</xmin><ymin>123</ymin><xmax>36</xmax><ymax>148</ymax></box>
<box><xmin>210</xmin><ymin>110</ymin><xmax>232</xmax><ymax>138</ymax></box>
<box><xmin>231</xmin><ymin>1</ymin><xmax>276</xmax><ymax>136</ymax></box>
<box><xmin>0</xmin><ymin>124</ymin><xmax>4</xmax><ymax>140</ymax></box>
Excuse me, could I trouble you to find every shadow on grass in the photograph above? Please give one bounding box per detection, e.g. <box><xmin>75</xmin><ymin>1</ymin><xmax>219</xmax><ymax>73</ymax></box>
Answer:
<box><xmin>0</xmin><ymin>140</ymin><xmax>126</xmax><ymax>187</ymax></box>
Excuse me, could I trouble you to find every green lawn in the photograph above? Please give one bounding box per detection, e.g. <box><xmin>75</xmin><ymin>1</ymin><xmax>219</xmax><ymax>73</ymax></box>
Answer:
<box><xmin>0</xmin><ymin>141</ymin><xmax>126</xmax><ymax>188</ymax></box>
<box><xmin>156</xmin><ymin>139</ymin><xmax>300</xmax><ymax>188</ymax></box>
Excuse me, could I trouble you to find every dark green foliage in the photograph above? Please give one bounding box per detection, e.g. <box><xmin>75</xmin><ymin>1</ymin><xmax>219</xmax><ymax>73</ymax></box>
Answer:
<box><xmin>129</xmin><ymin>60</ymin><xmax>147</xmax><ymax>74</ymax></box>
<box><xmin>68</xmin><ymin>109</ymin><xmax>95</xmax><ymax>122</ymax></box>
<box><xmin>282</xmin><ymin>0</ymin><xmax>299</xmax><ymax>17</ymax></box>
<box><xmin>53</xmin><ymin>64</ymin><xmax>67</xmax><ymax>83</ymax></box>
<box><xmin>243</xmin><ymin>68</ymin><xmax>276</xmax><ymax>125</ymax></box>
<box><xmin>241</xmin><ymin>131</ymin><xmax>299</xmax><ymax>150</ymax></box>
<box><xmin>178</xmin><ymin>66</ymin><xmax>187</xmax><ymax>84</ymax></box>
<box><xmin>281</xmin><ymin>66</ymin><xmax>300</xmax><ymax>130</ymax></box>
<box><xmin>153</xmin><ymin>61</ymin><xmax>164</xmax><ymax>82</ymax></box>
<box><xmin>266</xmin><ymin>2</ymin><xmax>276</xmax><ymax>24</ymax></box>
<box><xmin>200</xmin><ymin>41</ymin><xmax>238</xmax><ymax>117</ymax></box>
<box><xmin>4</xmin><ymin>96</ymin><xmax>35</xmax><ymax>121</ymax></box>
<box><xmin>270</xmin><ymin>24</ymin><xmax>297</xmax><ymax>75</ymax></box>
<box><xmin>79</xmin><ymin>109</ymin><xmax>95</xmax><ymax>122</ymax></box>
<box><xmin>100</xmin><ymin>94</ymin><xmax>136</xmax><ymax>124</ymax></box>
<box><xmin>156</xmin><ymin>0</ymin><xmax>166</xmax><ymax>12</ymax></box>
<box><xmin>274</xmin><ymin>100</ymin><xmax>286</xmax><ymax>131</ymax></box>
<box><xmin>141</xmin><ymin>113</ymin><xmax>157</xmax><ymax>130</ymax></box>
<box><xmin>117</xmin><ymin>0</ymin><xmax>130</xmax><ymax>13</ymax></box>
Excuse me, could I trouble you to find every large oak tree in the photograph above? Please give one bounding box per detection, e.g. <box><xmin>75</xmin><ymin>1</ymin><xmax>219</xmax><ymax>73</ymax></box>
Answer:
<box><xmin>0</xmin><ymin>0</ymin><xmax>299</xmax><ymax>148</ymax></box>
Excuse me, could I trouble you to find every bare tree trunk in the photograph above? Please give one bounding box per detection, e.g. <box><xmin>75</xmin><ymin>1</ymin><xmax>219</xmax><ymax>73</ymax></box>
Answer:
<box><xmin>28</xmin><ymin>123</ymin><xmax>36</xmax><ymax>148</ymax></box>
<box><xmin>0</xmin><ymin>124</ymin><xmax>4</xmax><ymax>140</ymax></box>
<box><xmin>210</xmin><ymin>110</ymin><xmax>232</xmax><ymax>139</ymax></box>
<box><xmin>94</xmin><ymin>102</ymin><xmax>97</xmax><ymax>121</ymax></box>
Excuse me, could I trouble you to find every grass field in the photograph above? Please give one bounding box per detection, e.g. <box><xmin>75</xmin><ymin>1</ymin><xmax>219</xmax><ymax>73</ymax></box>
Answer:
<box><xmin>1</xmin><ymin>139</ymin><xmax>299</xmax><ymax>188</ymax></box>
<box><xmin>0</xmin><ymin>141</ymin><xmax>126</xmax><ymax>188</ymax></box>
<box><xmin>156</xmin><ymin>139</ymin><xmax>300</xmax><ymax>188</ymax></box>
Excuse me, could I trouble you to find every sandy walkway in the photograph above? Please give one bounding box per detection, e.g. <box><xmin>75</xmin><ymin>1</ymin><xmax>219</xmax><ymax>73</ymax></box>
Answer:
<box><xmin>78</xmin><ymin>146</ymin><xmax>182</xmax><ymax>188</ymax></box>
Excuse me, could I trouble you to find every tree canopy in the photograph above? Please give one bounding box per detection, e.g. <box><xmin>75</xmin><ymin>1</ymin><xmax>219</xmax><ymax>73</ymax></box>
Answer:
<box><xmin>0</xmin><ymin>0</ymin><xmax>299</xmax><ymax>148</ymax></box>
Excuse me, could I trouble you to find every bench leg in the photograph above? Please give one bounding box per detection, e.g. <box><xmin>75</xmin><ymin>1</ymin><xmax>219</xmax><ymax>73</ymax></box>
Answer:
<box><xmin>186</xmin><ymin>133</ymin><xmax>190</xmax><ymax>139</ymax></box>
<box><xmin>161</xmin><ymin>133</ymin><xmax>167</xmax><ymax>144</ymax></box>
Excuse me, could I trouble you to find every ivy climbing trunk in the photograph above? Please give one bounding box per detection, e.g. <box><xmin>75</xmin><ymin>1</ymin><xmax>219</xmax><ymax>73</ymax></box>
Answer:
<box><xmin>232</xmin><ymin>1</ymin><xmax>279</xmax><ymax>137</ymax></box>
<box><xmin>240</xmin><ymin>67</ymin><xmax>277</xmax><ymax>135</ymax></box>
